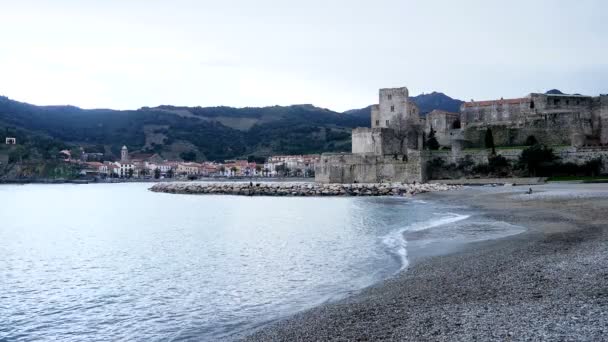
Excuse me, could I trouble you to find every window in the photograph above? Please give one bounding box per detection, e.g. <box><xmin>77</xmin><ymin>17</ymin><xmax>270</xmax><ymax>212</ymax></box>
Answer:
<box><xmin>386</xmin><ymin>120</ymin><xmax>390</xmax><ymax>126</ymax></box>
<box><xmin>390</xmin><ymin>105</ymin><xmax>395</xmax><ymax>112</ymax></box>
<box><xmin>375</xmin><ymin>120</ymin><xmax>379</xmax><ymax>126</ymax></box>
<box><xmin>388</xmin><ymin>94</ymin><xmax>392</xmax><ymax>100</ymax></box>
<box><xmin>566</xmin><ymin>100</ymin><xmax>569</xmax><ymax>105</ymax></box>
<box><xmin>529</xmin><ymin>100</ymin><xmax>535</xmax><ymax>109</ymax></box>
<box><xmin>554</xmin><ymin>99</ymin><xmax>560</xmax><ymax>105</ymax></box>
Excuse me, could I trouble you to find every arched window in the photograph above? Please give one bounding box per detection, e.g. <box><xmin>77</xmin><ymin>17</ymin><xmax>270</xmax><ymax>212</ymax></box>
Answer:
<box><xmin>530</xmin><ymin>100</ymin><xmax>535</xmax><ymax>109</ymax></box>
<box><xmin>452</xmin><ymin>119</ymin><xmax>461</xmax><ymax>129</ymax></box>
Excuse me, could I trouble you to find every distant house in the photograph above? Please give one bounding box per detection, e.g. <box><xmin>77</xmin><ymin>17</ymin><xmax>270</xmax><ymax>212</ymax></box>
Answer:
<box><xmin>5</xmin><ymin>137</ymin><xmax>16</xmax><ymax>145</ymax></box>
<box><xmin>177</xmin><ymin>162</ymin><xmax>201</xmax><ymax>176</ymax></box>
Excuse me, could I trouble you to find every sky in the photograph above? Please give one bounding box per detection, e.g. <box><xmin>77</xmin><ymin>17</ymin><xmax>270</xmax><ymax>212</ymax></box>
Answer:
<box><xmin>0</xmin><ymin>0</ymin><xmax>606</xmax><ymax>112</ymax></box>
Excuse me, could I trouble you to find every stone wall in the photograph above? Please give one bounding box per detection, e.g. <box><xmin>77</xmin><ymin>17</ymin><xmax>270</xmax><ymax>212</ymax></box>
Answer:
<box><xmin>315</xmin><ymin>150</ymin><xmax>426</xmax><ymax>184</ymax></box>
<box><xmin>430</xmin><ymin>146</ymin><xmax>608</xmax><ymax>174</ymax></box>
<box><xmin>352</xmin><ymin>128</ymin><xmax>404</xmax><ymax>155</ymax></box>
<box><xmin>461</xmin><ymin>93</ymin><xmax>597</xmax><ymax>147</ymax></box>
<box><xmin>425</xmin><ymin>110</ymin><xmax>460</xmax><ymax>146</ymax></box>
<box><xmin>595</xmin><ymin>95</ymin><xmax>608</xmax><ymax>144</ymax></box>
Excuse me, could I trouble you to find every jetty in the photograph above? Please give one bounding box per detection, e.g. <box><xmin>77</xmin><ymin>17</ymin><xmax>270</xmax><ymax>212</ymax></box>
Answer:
<box><xmin>149</xmin><ymin>182</ymin><xmax>459</xmax><ymax>197</ymax></box>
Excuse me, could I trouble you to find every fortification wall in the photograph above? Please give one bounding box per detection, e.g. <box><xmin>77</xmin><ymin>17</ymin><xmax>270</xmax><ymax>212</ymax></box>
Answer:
<box><xmin>461</xmin><ymin>94</ymin><xmax>597</xmax><ymax>147</ymax></box>
<box><xmin>598</xmin><ymin>95</ymin><xmax>608</xmax><ymax>144</ymax></box>
<box><xmin>352</xmin><ymin>128</ymin><xmax>405</xmax><ymax>155</ymax></box>
<box><xmin>429</xmin><ymin>146</ymin><xmax>608</xmax><ymax>174</ymax></box>
<box><xmin>462</xmin><ymin>123</ymin><xmax>575</xmax><ymax>147</ymax></box>
<box><xmin>315</xmin><ymin>151</ymin><xmax>426</xmax><ymax>184</ymax></box>
<box><xmin>425</xmin><ymin>110</ymin><xmax>460</xmax><ymax>146</ymax></box>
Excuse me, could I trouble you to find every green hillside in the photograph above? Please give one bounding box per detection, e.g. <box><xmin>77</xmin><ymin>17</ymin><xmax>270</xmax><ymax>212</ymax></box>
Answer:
<box><xmin>0</xmin><ymin>91</ymin><xmax>462</xmax><ymax>162</ymax></box>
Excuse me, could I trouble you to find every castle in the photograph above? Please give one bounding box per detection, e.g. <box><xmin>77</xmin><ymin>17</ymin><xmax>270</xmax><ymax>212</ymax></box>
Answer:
<box><xmin>315</xmin><ymin>87</ymin><xmax>426</xmax><ymax>183</ymax></box>
<box><xmin>315</xmin><ymin>87</ymin><xmax>608</xmax><ymax>183</ymax></box>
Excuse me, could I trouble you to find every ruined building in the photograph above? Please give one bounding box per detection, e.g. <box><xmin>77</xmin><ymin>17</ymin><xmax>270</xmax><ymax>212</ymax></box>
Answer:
<box><xmin>316</xmin><ymin>87</ymin><xmax>426</xmax><ymax>183</ymax></box>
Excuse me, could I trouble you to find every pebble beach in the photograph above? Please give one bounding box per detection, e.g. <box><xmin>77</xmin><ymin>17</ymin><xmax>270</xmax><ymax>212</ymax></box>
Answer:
<box><xmin>240</xmin><ymin>183</ymin><xmax>608</xmax><ymax>341</ymax></box>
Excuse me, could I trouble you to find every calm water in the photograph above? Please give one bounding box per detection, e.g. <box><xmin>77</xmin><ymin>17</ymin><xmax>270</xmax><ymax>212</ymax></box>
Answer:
<box><xmin>0</xmin><ymin>183</ymin><xmax>523</xmax><ymax>341</ymax></box>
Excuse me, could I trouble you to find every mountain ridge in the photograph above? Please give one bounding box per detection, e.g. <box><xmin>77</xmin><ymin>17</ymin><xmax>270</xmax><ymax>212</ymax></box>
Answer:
<box><xmin>0</xmin><ymin>92</ymin><xmax>463</xmax><ymax>161</ymax></box>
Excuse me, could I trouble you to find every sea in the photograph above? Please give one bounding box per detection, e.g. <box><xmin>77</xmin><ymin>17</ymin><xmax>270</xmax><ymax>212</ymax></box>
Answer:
<box><xmin>0</xmin><ymin>183</ymin><xmax>524</xmax><ymax>341</ymax></box>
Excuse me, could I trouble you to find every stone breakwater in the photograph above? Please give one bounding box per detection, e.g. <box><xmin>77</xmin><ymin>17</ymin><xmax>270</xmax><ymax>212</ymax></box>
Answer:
<box><xmin>149</xmin><ymin>182</ymin><xmax>460</xmax><ymax>197</ymax></box>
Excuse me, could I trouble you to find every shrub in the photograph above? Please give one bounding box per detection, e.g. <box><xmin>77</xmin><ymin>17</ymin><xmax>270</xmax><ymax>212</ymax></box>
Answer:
<box><xmin>525</xmin><ymin>135</ymin><xmax>538</xmax><ymax>146</ymax></box>
<box><xmin>426</xmin><ymin>127</ymin><xmax>440</xmax><ymax>150</ymax></box>
<box><xmin>457</xmin><ymin>155</ymin><xmax>474</xmax><ymax>172</ymax></box>
<box><xmin>518</xmin><ymin>144</ymin><xmax>558</xmax><ymax>176</ymax></box>
<box><xmin>488</xmin><ymin>154</ymin><xmax>509</xmax><ymax>169</ymax></box>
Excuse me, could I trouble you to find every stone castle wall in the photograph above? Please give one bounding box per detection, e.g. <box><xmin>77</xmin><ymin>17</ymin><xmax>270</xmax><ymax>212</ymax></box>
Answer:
<box><xmin>424</xmin><ymin>110</ymin><xmax>460</xmax><ymax>146</ymax></box>
<box><xmin>315</xmin><ymin>151</ymin><xmax>426</xmax><ymax>184</ymax></box>
<box><xmin>352</xmin><ymin>128</ymin><xmax>404</xmax><ymax>155</ymax></box>
<box><xmin>461</xmin><ymin>93</ymin><xmax>597</xmax><ymax>147</ymax></box>
<box><xmin>429</xmin><ymin>147</ymin><xmax>608</xmax><ymax>174</ymax></box>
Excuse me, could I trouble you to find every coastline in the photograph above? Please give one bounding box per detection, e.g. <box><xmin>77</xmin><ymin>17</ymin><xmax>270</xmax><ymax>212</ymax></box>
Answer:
<box><xmin>241</xmin><ymin>183</ymin><xmax>608</xmax><ymax>341</ymax></box>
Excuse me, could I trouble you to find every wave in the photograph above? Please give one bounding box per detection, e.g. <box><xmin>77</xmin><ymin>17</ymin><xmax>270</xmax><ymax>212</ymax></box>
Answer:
<box><xmin>381</xmin><ymin>213</ymin><xmax>470</xmax><ymax>271</ymax></box>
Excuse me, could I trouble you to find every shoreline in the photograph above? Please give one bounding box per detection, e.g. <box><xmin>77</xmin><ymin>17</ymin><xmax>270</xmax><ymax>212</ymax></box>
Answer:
<box><xmin>241</xmin><ymin>183</ymin><xmax>608</xmax><ymax>341</ymax></box>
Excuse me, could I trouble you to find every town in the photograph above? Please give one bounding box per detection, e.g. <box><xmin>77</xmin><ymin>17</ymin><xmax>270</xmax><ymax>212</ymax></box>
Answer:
<box><xmin>60</xmin><ymin>144</ymin><xmax>319</xmax><ymax>180</ymax></box>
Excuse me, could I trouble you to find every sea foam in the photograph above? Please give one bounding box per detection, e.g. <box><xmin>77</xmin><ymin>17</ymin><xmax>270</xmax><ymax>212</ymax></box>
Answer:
<box><xmin>382</xmin><ymin>213</ymin><xmax>470</xmax><ymax>271</ymax></box>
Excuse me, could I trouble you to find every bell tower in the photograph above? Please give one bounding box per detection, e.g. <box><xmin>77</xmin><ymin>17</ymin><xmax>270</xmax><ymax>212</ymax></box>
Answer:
<box><xmin>121</xmin><ymin>145</ymin><xmax>129</xmax><ymax>163</ymax></box>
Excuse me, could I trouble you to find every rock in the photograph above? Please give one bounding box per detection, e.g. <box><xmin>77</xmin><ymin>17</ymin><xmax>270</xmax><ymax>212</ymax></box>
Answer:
<box><xmin>149</xmin><ymin>182</ymin><xmax>461</xmax><ymax>197</ymax></box>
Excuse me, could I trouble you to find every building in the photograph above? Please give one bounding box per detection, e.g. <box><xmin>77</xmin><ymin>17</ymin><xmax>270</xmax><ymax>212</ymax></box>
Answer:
<box><xmin>459</xmin><ymin>92</ymin><xmax>608</xmax><ymax>148</ymax></box>
<box><xmin>316</xmin><ymin>87</ymin><xmax>426</xmax><ymax>183</ymax></box>
<box><xmin>423</xmin><ymin>110</ymin><xmax>460</xmax><ymax>147</ymax></box>
<box><xmin>177</xmin><ymin>162</ymin><xmax>201</xmax><ymax>176</ymax></box>
<box><xmin>264</xmin><ymin>155</ymin><xmax>319</xmax><ymax>177</ymax></box>
<box><xmin>146</xmin><ymin>162</ymin><xmax>173</xmax><ymax>176</ymax></box>
<box><xmin>121</xmin><ymin>145</ymin><xmax>129</xmax><ymax>163</ymax></box>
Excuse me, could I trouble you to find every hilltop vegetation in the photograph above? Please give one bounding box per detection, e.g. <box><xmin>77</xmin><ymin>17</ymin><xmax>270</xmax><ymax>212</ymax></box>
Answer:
<box><xmin>0</xmin><ymin>92</ymin><xmax>462</xmax><ymax>162</ymax></box>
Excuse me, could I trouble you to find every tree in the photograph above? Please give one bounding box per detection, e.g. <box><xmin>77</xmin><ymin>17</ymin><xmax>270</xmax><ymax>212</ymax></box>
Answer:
<box><xmin>154</xmin><ymin>168</ymin><xmax>161</xmax><ymax>179</ymax></box>
<box><xmin>127</xmin><ymin>168</ymin><xmax>134</xmax><ymax>178</ymax></box>
<box><xmin>219</xmin><ymin>165</ymin><xmax>226</xmax><ymax>175</ymax></box>
<box><xmin>485</xmin><ymin>128</ymin><xmax>496</xmax><ymax>155</ymax></box>
<box><xmin>167</xmin><ymin>169</ymin><xmax>174</xmax><ymax>178</ymax></box>
<box><xmin>426</xmin><ymin>126</ymin><xmax>440</xmax><ymax>150</ymax></box>
<box><xmin>255</xmin><ymin>165</ymin><xmax>262</xmax><ymax>175</ymax></box>
<box><xmin>519</xmin><ymin>144</ymin><xmax>558</xmax><ymax>176</ymax></box>
<box><xmin>275</xmin><ymin>163</ymin><xmax>286</xmax><ymax>175</ymax></box>
<box><xmin>525</xmin><ymin>135</ymin><xmax>538</xmax><ymax>146</ymax></box>
<box><xmin>230</xmin><ymin>166</ymin><xmax>237</xmax><ymax>176</ymax></box>
<box><xmin>180</xmin><ymin>151</ymin><xmax>196</xmax><ymax>162</ymax></box>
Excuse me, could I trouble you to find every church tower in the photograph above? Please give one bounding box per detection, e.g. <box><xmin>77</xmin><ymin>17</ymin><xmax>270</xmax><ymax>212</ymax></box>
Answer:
<box><xmin>121</xmin><ymin>145</ymin><xmax>129</xmax><ymax>163</ymax></box>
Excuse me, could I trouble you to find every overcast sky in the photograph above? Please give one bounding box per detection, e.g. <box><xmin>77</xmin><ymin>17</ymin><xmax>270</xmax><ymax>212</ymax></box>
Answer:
<box><xmin>0</xmin><ymin>0</ymin><xmax>606</xmax><ymax>111</ymax></box>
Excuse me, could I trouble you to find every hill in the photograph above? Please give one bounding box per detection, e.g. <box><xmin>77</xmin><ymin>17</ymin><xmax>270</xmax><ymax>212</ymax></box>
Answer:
<box><xmin>0</xmin><ymin>92</ymin><xmax>463</xmax><ymax>162</ymax></box>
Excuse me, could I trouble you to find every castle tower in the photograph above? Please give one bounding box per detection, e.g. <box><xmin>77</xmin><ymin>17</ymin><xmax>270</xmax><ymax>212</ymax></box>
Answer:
<box><xmin>121</xmin><ymin>145</ymin><xmax>129</xmax><ymax>163</ymax></box>
<box><xmin>371</xmin><ymin>87</ymin><xmax>418</xmax><ymax>134</ymax></box>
